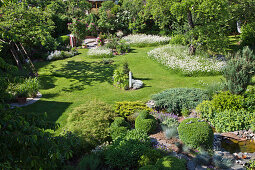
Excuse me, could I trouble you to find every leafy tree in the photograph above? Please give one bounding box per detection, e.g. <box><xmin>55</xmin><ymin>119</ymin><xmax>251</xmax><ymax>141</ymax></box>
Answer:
<box><xmin>145</xmin><ymin>0</ymin><xmax>230</xmax><ymax>54</ymax></box>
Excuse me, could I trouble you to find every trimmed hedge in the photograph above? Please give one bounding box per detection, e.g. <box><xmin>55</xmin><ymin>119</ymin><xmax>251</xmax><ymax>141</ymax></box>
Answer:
<box><xmin>135</xmin><ymin>111</ymin><xmax>157</xmax><ymax>134</ymax></box>
<box><xmin>178</xmin><ymin>118</ymin><xmax>213</xmax><ymax>149</ymax></box>
<box><xmin>152</xmin><ymin>88</ymin><xmax>209</xmax><ymax>114</ymax></box>
<box><xmin>155</xmin><ymin>156</ymin><xmax>186</xmax><ymax>170</ymax></box>
<box><xmin>109</xmin><ymin>117</ymin><xmax>130</xmax><ymax>140</ymax></box>
<box><xmin>114</xmin><ymin>101</ymin><xmax>152</xmax><ymax>117</ymax></box>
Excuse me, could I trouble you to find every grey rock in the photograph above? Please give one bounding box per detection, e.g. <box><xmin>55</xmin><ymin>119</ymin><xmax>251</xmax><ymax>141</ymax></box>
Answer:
<box><xmin>131</xmin><ymin>79</ymin><xmax>143</xmax><ymax>89</ymax></box>
<box><xmin>177</xmin><ymin>153</ymin><xmax>189</xmax><ymax>161</ymax></box>
<box><xmin>195</xmin><ymin>165</ymin><xmax>207</xmax><ymax>170</ymax></box>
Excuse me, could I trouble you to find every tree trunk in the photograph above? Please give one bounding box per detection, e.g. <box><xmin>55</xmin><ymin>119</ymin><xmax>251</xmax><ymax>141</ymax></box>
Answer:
<box><xmin>10</xmin><ymin>42</ymin><xmax>22</xmax><ymax>70</ymax></box>
<box><xmin>187</xmin><ymin>9</ymin><xmax>196</xmax><ymax>55</ymax></box>
<box><xmin>187</xmin><ymin>10</ymin><xmax>194</xmax><ymax>28</ymax></box>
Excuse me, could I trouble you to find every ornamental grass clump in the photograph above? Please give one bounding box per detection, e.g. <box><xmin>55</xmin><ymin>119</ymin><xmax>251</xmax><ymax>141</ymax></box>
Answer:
<box><xmin>148</xmin><ymin>45</ymin><xmax>226</xmax><ymax>76</ymax></box>
<box><xmin>123</xmin><ymin>34</ymin><xmax>171</xmax><ymax>47</ymax></box>
<box><xmin>87</xmin><ymin>46</ymin><xmax>113</xmax><ymax>58</ymax></box>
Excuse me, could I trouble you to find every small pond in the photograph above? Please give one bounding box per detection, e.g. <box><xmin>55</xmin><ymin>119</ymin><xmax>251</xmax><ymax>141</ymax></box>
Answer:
<box><xmin>221</xmin><ymin>138</ymin><xmax>255</xmax><ymax>154</ymax></box>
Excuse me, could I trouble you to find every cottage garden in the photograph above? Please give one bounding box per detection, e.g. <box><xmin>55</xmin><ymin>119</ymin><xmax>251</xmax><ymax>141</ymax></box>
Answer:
<box><xmin>1</xmin><ymin>0</ymin><xmax>255</xmax><ymax>169</ymax></box>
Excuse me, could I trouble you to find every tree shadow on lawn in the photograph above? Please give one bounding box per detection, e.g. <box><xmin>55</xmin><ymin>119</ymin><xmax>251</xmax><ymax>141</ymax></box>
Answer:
<box><xmin>48</xmin><ymin>60</ymin><xmax>117</xmax><ymax>92</ymax></box>
<box><xmin>22</xmin><ymin>100</ymin><xmax>72</xmax><ymax>123</ymax></box>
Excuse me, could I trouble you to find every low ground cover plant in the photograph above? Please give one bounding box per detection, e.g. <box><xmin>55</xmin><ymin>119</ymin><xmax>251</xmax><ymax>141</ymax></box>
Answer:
<box><xmin>152</xmin><ymin>88</ymin><xmax>209</xmax><ymax>115</ymax></box>
<box><xmin>47</xmin><ymin>48</ymin><xmax>78</xmax><ymax>61</ymax></box>
<box><xmin>123</xmin><ymin>34</ymin><xmax>171</xmax><ymax>47</ymax></box>
<box><xmin>148</xmin><ymin>45</ymin><xmax>226</xmax><ymax>76</ymax></box>
<box><xmin>87</xmin><ymin>46</ymin><xmax>113</xmax><ymax>58</ymax></box>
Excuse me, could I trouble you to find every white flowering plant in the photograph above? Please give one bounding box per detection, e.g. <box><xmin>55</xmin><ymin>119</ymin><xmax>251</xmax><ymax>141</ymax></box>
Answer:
<box><xmin>87</xmin><ymin>47</ymin><xmax>113</xmax><ymax>58</ymax></box>
<box><xmin>148</xmin><ymin>45</ymin><xmax>226</xmax><ymax>76</ymax></box>
<box><xmin>122</xmin><ymin>34</ymin><xmax>171</xmax><ymax>47</ymax></box>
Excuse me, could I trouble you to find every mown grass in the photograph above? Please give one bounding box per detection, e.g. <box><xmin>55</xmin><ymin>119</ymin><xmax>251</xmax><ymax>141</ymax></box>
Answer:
<box><xmin>22</xmin><ymin>46</ymin><xmax>223</xmax><ymax>134</ymax></box>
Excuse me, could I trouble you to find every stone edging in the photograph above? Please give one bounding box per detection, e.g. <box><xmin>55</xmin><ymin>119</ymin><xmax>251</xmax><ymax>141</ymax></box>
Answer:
<box><xmin>10</xmin><ymin>92</ymin><xmax>42</xmax><ymax>108</ymax></box>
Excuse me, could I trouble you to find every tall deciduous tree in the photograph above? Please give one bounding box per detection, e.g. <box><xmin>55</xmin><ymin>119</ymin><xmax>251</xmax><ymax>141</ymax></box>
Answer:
<box><xmin>145</xmin><ymin>0</ymin><xmax>231</xmax><ymax>54</ymax></box>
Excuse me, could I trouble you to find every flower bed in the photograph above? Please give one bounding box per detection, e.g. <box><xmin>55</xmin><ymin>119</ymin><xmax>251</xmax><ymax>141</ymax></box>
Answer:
<box><xmin>122</xmin><ymin>34</ymin><xmax>171</xmax><ymax>47</ymax></box>
<box><xmin>148</xmin><ymin>45</ymin><xmax>226</xmax><ymax>76</ymax></box>
<box><xmin>87</xmin><ymin>47</ymin><xmax>113</xmax><ymax>58</ymax></box>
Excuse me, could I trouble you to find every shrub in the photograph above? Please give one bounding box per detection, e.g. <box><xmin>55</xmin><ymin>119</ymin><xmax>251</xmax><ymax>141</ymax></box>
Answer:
<box><xmin>24</xmin><ymin>77</ymin><xmax>40</xmax><ymax>97</ymax></box>
<box><xmin>244</xmin><ymin>87</ymin><xmax>255</xmax><ymax>113</ymax></box>
<box><xmin>109</xmin><ymin>117</ymin><xmax>130</xmax><ymax>140</ymax></box>
<box><xmin>155</xmin><ymin>156</ymin><xmax>186</xmax><ymax>170</ymax></box>
<box><xmin>114</xmin><ymin>101</ymin><xmax>152</xmax><ymax>117</ymax></box>
<box><xmin>210</xmin><ymin>110</ymin><xmax>255</xmax><ymax>133</ymax></box>
<box><xmin>76</xmin><ymin>153</ymin><xmax>103</xmax><ymax>170</ymax></box>
<box><xmin>135</xmin><ymin>110</ymin><xmax>157</xmax><ymax>134</ymax></box>
<box><xmin>241</xmin><ymin>22</ymin><xmax>255</xmax><ymax>47</ymax></box>
<box><xmin>223</xmin><ymin>46</ymin><xmax>255</xmax><ymax>94</ymax></box>
<box><xmin>211</xmin><ymin>91</ymin><xmax>244</xmax><ymax>112</ymax></box>
<box><xmin>87</xmin><ymin>47</ymin><xmax>113</xmax><ymax>58</ymax></box>
<box><xmin>161</xmin><ymin>117</ymin><xmax>179</xmax><ymax>139</ymax></box>
<box><xmin>113</xmin><ymin>68</ymin><xmax>128</xmax><ymax>89</ymax></box>
<box><xmin>57</xmin><ymin>35</ymin><xmax>70</xmax><ymax>46</ymax></box>
<box><xmin>116</xmin><ymin>40</ymin><xmax>130</xmax><ymax>54</ymax></box>
<box><xmin>47</xmin><ymin>50</ymin><xmax>77</xmax><ymax>61</ymax></box>
<box><xmin>178</xmin><ymin>118</ymin><xmax>214</xmax><ymax>149</ymax></box>
<box><xmin>196</xmin><ymin>100</ymin><xmax>215</xmax><ymax>121</ymax></box>
<box><xmin>169</xmin><ymin>34</ymin><xmax>187</xmax><ymax>45</ymax></box>
<box><xmin>65</xmin><ymin>100</ymin><xmax>115</xmax><ymax>147</ymax></box>
<box><xmin>104</xmin><ymin>129</ymin><xmax>150</xmax><ymax>169</ymax></box>
<box><xmin>139</xmin><ymin>165</ymin><xmax>159</xmax><ymax>170</ymax></box>
<box><xmin>152</xmin><ymin>88</ymin><xmax>209</xmax><ymax>114</ymax></box>
<box><xmin>138</xmin><ymin>149</ymin><xmax>165</xmax><ymax>167</ymax></box>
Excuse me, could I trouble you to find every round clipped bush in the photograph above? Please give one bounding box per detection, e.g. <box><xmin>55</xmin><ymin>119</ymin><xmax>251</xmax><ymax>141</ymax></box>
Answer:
<box><xmin>178</xmin><ymin>118</ymin><xmax>213</xmax><ymax>149</ymax></box>
<box><xmin>110</xmin><ymin>117</ymin><xmax>130</xmax><ymax>140</ymax></box>
<box><xmin>138</xmin><ymin>149</ymin><xmax>166</xmax><ymax>167</ymax></box>
<box><xmin>139</xmin><ymin>165</ymin><xmax>159</xmax><ymax>170</ymax></box>
<box><xmin>155</xmin><ymin>156</ymin><xmax>186</xmax><ymax>170</ymax></box>
<box><xmin>135</xmin><ymin>110</ymin><xmax>157</xmax><ymax>134</ymax></box>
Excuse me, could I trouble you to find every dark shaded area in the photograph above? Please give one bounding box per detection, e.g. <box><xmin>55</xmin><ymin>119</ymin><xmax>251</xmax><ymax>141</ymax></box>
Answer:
<box><xmin>221</xmin><ymin>138</ymin><xmax>255</xmax><ymax>154</ymax></box>
<box><xmin>37</xmin><ymin>60</ymin><xmax>116</xmax><ymax>92</ymax></box>
<box><xmin>22</xmin><ymin>100</ymin><xmax>72</xmax><ymax>122</ymax></box>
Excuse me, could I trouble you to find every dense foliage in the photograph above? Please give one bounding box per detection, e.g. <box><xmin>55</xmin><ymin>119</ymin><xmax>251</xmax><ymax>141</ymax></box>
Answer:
<box><xmin>104</xmin><ymin>129</ymin><xmax>151</xmax><ymax>169</ymax></box>
<box><xmin>223</xmin><ymin>47</ymin><xmax>255</xmax><ymax>94</ymax></box>
<box><xmin>0</xmin><ymin>109</ymin><xmax>83</xmax><ymax>169</ymax></box>
<box><xmin>109</xmin><ymin>117</ymin><xmax>130</xmax><ymax>140</ymax></box>
<box><xmin>114</xmin><ymin>101</ymin><xmax>152</xmax><ymax>117</ymax></box>
<box><xmin>135</xmin><ymin>110</ymin><xmax>157</xmax><ymax>134</ymax></box>
<box><xmin>152</xmin><ymin>88</ymin><xmax>209</xmax><ymax>114</ymax></box>
<box><xmin>65</xmin><ymin>100</ymin><xmax>116</xmax><ymax>147</ymax></box>
<box><xmin>178</xmin><ymin>118</ymin><xmax>214</xmax><ymax>149</ymax></box>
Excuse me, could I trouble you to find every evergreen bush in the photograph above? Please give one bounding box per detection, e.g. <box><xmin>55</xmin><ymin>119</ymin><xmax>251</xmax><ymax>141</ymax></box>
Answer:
<box><xmin>178</xmin><ymin>118</ymin><xmax>213</xmax><ymax>149</ymax></box>
<box><xmin>152</xmin><ymin>88</ymin><xmax>209</xmax><ymax>114</ymax></box>
<box><xmin>223</xmin><ymin>46</ymin><xmax>255</xmax><ymax>94</ymax></box>
<box><xmin>135</xmin><ymin>110</ymin><xmax>157</xmax><ymax>134</ymax></box>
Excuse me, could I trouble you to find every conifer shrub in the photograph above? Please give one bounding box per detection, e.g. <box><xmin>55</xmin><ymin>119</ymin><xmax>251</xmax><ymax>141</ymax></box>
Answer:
<box><xmin>223</xmin><ymin>46</ymin><xmax>255</xmax><ymax>94</ymax></box>
<box><xmin>135</xmin><ymin>110</ymin><xmax>157</xmax><ymax>134</ymax></box>
<box><xmin>178</xmin><ymin>118</ymin><xmax>213</xmax><ymax>149</ymax></box>
<box><xmin>152</xmin><ymin>88</ymin><xmax>209</xmax><ymax>114</ymax></box>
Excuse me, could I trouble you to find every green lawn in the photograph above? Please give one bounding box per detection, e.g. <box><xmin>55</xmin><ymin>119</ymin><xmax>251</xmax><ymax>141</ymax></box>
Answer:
<box><xmin>22</xmin><ymin>46</ymin><xmax>222</xmax><ymax>133</ymax></box>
